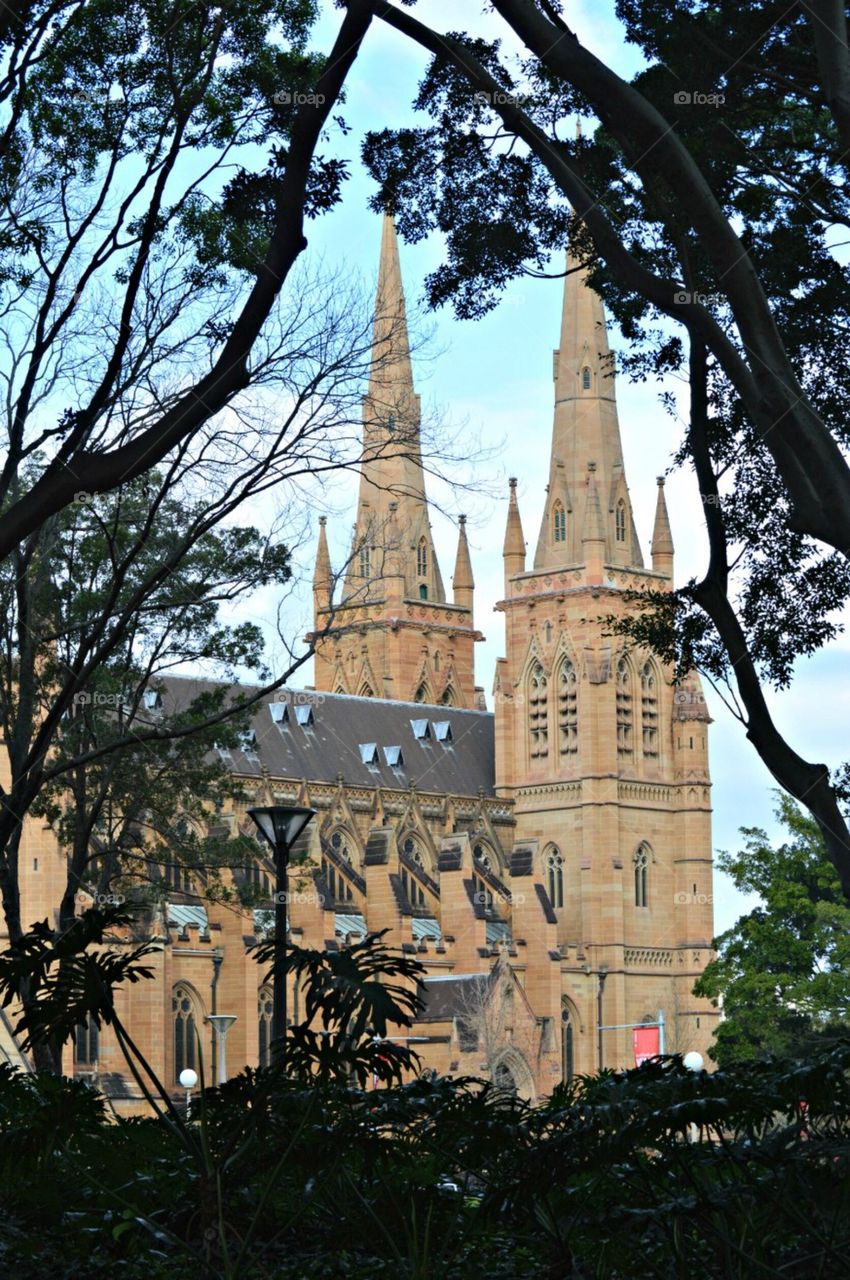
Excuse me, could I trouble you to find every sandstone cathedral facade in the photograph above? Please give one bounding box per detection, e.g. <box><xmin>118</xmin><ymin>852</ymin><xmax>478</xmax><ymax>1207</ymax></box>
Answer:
<box><xmin>1</xmin><ymin>215</ymin><xmax>718</xmax><ymax>1106</ymax></box>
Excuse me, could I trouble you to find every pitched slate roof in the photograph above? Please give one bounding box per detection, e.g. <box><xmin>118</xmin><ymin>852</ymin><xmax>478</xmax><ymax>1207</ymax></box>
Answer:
<box><xmin>159</xmin><ymin>678</ymin><xmax>496</xmax><ymax>796</ymax></box>
<box><xmin>418</xmin><ymin>972</ymin><xmax>494</xmax><ymax>1022</ymax></box>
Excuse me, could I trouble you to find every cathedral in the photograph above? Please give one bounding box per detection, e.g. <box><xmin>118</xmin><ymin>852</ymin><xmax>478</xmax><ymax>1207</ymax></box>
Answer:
<box><xmin>3</xmin><ymin>215</ymin><xmax>718</xmax><ymax>1106</ymax></box>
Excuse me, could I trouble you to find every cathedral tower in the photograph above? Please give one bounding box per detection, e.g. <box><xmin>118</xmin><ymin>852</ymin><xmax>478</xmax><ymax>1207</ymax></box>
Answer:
<box><xmin>495</xmin><ymin>253</ymin><xmax>717</xmax><ymax>1067</ymax></box>
<box><xmin>310</xmin><ymin>214</ymin><xmax>482</xmax><ymax>706</ymax></box>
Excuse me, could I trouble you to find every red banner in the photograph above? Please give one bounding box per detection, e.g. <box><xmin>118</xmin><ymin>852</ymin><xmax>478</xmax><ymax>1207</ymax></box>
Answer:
<box><xmin>633</xmin><ymin>1025</ymin><xmax>660</xmax><ymax>1066</ymax></box>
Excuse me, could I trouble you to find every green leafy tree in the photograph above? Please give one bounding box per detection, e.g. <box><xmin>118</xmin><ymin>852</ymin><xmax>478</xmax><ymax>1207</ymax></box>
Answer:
<box><xmin>0</xmin><ymin>473</ymin><xmax>295</xmax><ymax>1068</ymax></box>
<box><xmin>353</xmin><ymin>0</ymin><xmax>850</xmax><ymax>893</ymax></box>
<box><xmin>0</xmin><ymin>0</ymin><xmax>375</xmax><ymax>555</ymax></box>
<box><xmin>696</xmin><ymin>794</ymin><xmax>850</xmax><ymax>1065</ymax></box>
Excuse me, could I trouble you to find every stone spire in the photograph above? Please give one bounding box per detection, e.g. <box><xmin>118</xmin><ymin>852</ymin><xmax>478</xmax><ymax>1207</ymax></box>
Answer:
<box><xmin>452</xmin><ymin>515</ymin><xmax>474</xmax><ymax>613</ymax></box>
<box><xmin>343</xmin><ymin>211</ymin><xmax>445</xmax><ymax>605</ymax></box>
<box><xmin>312</xmin><ymin>515</ymin><xmax>332</xmax><ymax>611</ymax></box>
<box><xmin>650</xmin><ymin>476</ymin><xmax>674</xmax><ymax>578</ymax></box>
<box><xmin>503</xmin><ymin>477</ymin><xmax>526</xmax><ymax>588</ymax></box>
<box><xmin>534</xmin><ymin>251</ymin><xmax>643</xmax><ymax>573</ymax></box>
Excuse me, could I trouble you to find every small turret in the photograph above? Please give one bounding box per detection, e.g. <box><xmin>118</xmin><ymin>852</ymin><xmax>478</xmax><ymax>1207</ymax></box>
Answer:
<box><xmin>651</xmin><ymin>477</ymin><xmax>674</xmax><ymax>579</ymax></box>
<box><xmin>452</xmin><ymin>515</ymin><xmax>474</xmax><ymax>614</ymax></box>
<box><xmin>312</xmin><ymin>516</ymin><xmax>332</xmax><ymax>613</ymax></box>
<box><xmin>503</xmin><ymin>478</ymin><xmax>526</xmax><ymax>589</ymax></box>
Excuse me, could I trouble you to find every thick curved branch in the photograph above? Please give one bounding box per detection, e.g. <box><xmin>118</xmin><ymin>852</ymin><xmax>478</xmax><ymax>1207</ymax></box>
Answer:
<box><xmin>803</xmin><ymin>0</ymin><xmax>850</xmax><ymax>160</ymax></box>
<box><xmin>0</xmin><ymin>0</ymin><xmax>374</xmax><ymax>559</ymax></box>
<box><xmin>687</xmin><ymin>340</ymin><xmax>850</xmax><ymax>895</ymax></box>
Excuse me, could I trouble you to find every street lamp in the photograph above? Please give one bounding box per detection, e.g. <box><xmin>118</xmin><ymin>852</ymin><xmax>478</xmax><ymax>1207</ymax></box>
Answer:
<box><xmin>248</xmin><ymin>804</ymin><xmax>316</xmax><ymax>1068</ymax></box>
<box><xmin>683</xmin><ymin>1050</ymin><xmax>705</xmax><ymax>1143</ymax></box>
<box><xmin>207</xmin><ymin>1014</ymin><xmax>238</xmax><ymax>1085</ymax></box>
<box><xmin>179</xmin><ymin>1067</ymin><xmax>198</xmax><ymax>1118</ymax></box>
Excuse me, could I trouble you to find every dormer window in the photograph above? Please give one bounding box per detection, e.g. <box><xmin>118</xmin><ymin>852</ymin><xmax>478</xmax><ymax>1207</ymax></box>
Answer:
<box><xmin>294</xmin><ymin>703</ymin><xmax>314</xmax><ymax>727</ymax></box>
<box><xmin>434</xmin><ymin>720</ymin><xmax>452</xmax><ymax>743</ymax></box>
<box><xmin>581</xmin><ymin>366</ymin><xmax>591</xmax><ymax>390</ymax></box>
<box><xmin>239</xmin><ymin>729</ymin><xmax>259</xmax><ymax>757</ymax></box>
<box><xmin>269</xmin><ymin>701</ymin><xmax>289</xmax><ymax>726</ymax></box>
<box><xmin>383</xmin><ymin>745</ymin><xmax>403</xmax><ymax>768</ymax></box>
<box><xmin>410</xmin><ymin>718</ymin><xmax>430</xmax><ymax>740</ymax></box>
<box><xmin>359</xmin><ymin>742</ymin><xmax>378</xmax><ymax>765</ymax></box>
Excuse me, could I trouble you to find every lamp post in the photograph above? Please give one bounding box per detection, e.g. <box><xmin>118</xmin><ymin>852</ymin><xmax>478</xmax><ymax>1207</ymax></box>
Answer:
<box><xmin>683</xmin><ymin>1050</ymin><xmax>705</xmax><ymax>1143</ymax></box>
<box><xmin>207</xmin><ymin>1014</ymin><xmax>238</xmax><ymax>1085</ymax></box>
<box><xmin>248</xmin><ymin>804</ymin><xmax>316</xmax><ymax>1067</ymax></box>
<box><xmin>179</xmin><ymin>1067</ymin><xmax>198</xmax><ymax>1118</ymax></box>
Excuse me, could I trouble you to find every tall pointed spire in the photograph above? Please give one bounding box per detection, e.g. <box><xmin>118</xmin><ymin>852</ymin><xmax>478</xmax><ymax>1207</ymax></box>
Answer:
<box><xmin>344</xmin><ymin>212</ymin><xmax>445</xmax><ymax>605</ymax></box>
<box><xmin>651</xmin><ymin>476</ymin><xmax>674</xmax><ymax>577</ymax></box>
<box><xmin>369</xmin><ymin>209</ymin><xmax>414</xmax><ymax>398</ymax></box>
<box><xmin>534</xmin><ymin>251</ymin><xmax>643</xmax><ymax>573</ymax></box>
<box><xmin>452</xmin><ymin>515</ymin><xmax>474</xmax><ymax>612</ymax></box>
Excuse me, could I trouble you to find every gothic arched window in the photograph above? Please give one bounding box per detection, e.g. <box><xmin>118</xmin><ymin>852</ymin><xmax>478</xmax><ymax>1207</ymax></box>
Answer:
<box><xmin>417</xmin><ymin>537</ymin><xmax>428</xmax><ymax>577</ymax></box>
<box><xmin>440</xmin><ymin>685</ymin><xmax>456</xmax><ymax>706</ymax></box>
<box><xmin>546</xmin><ymin>845</ymin><xmax>564</xmax><ymax>908</ymax></box>
<box><xmin>553</xmin><ymin>501</ymin><xmax>566</xmax><ymax>543</ymax></box>
<box><xmin>528</xmin><ymin>663</ymin><xmax>548</xmax><ymax>759</ymax></box>
<box><xmin>615</xmin><ymin>500</ymin><xmax>626</xmax><ymax>543</ymax></box>
<box><xmin>641</xmin><ymin>661</ymin><xmax>659</xmax><ymax>758</ymax></box>
<box><xmin>634</xmin><ymin>843</ymin><xmax>650</xmax><ymax>908</ymax></box>
<box><xmin>616</xmin><ymin>658</ymin><xmax>633</xmax><ymax>757</ymax></box>
<box><xmin>74</xmin><ymin>1014</ymin><xmax>99</xmax><ymax>1066</ymax></box>
<box><xmin>561</xmin><ymin>1000</ymin><xmax>575</xmax><ymax>1083</ymax></box>
<box><xmin>558</xmin><ymin>658</ymin><xmax>578</xmax><ymax>756</ymax></box>
<box><xmin>173</xmin><ymin>984</ymin><xmax>201</xmax><ymax>1082</ymax></box>
<box><xmin>258</xmin><ymin>986</ymin><xmax>273</xmax><ymax>1069</ymax></box>
<box><xmin>400</xmin><ymin>835</ymin><xmax>426</xmax><ymax>907</ymax></box>
<box><xmin>581</xmin><ymin>366</ymin><xmax>592</xmax><ymax>390</ymax></box>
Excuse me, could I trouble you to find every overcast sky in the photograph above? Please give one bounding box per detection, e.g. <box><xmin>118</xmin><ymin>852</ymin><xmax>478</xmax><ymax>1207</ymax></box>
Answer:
<box><xmin>242</xmin><ymin>2</ymin><xmax>850</xmax><ymax>936</ymax></box>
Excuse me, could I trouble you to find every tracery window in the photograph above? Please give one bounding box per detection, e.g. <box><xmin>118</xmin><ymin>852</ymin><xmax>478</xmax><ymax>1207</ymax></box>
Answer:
<box><xmin>528</xmin><ymin>663</ymin><xmax>548</xmax><ymax>759</ymax></box>
<box><xmin>417</xmin><ymin>537</ymin><xmax>428</xmax><ymax>577</ymax></box>
<box><xmin>173</xmin><ymin>984</ymin><xmax>201</xmax><ymax>1082</ymax></box>
<box><xmin>546</xmin><ymin>845</ymin><xmax>564</xmax><ymax>909</ymax></box>
<box><xmin>641</xmin><ymin>661</ymin><xmax>659</xmax><ymax>757</ymax></box>
<box><xmin>258</xmin><ymin>986</ymin><xmax>273</xmax><ymax>1069</ymax></box>
<box><xmin>74</xmin><ymin>1014</ymin><xmax>99</xmax><ymax>1066</ymax></box>
<box><xmin>616</xmin><ymin>658</ymin><xmax>633</xmax><ymax>757</ymax></box>
<box><xmin>561</xmin><ymin>1000</ymin><xmax>575</xmax><ymax>1083</ymax></box>
<box><xmin>615</xmin><ymin>500</ymin><xmax>626</xmax><ymax>543</ymax></box>
<box><xmin>634</xmin><ymin>843</ymin><xmax>650</xmax><ymax>908</ymax></box>
<box><xmin>581</xmin><ymin>366</ymin><xmax>592</xmax><ymax>390</ymax></box>
<box><xmin>553</xmin><ymin>501</ymin><xmax>566</xmax><ymax>543</ymax></box>
<box><xmin>558</xmin><ymin>658</ymin><xmax>578</xmax><ymax>756</ymax></box>
<box><xmin>359</xmin><ymin>545</ymin><xmax>371</xmax><ymax>578</ymax></box>
<box><xmin>401</xmin><ymin>836</ymin><xmax>426</xmax><ymax>907</ymax></box>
